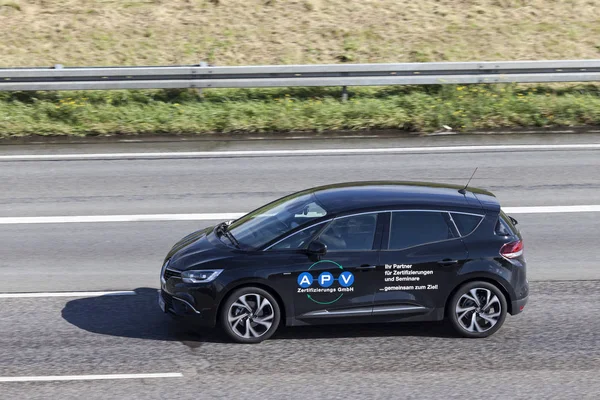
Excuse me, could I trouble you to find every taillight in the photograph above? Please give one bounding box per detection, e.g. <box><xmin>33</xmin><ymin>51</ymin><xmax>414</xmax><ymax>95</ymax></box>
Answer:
<box><xmin>500</xmin><ymin>240</ymin><xmax>523</xmax><ymax>259</ymax></box>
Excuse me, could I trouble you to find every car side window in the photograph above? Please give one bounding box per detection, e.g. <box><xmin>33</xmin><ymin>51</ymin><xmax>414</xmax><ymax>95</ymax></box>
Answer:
<box><xmin>317</xmin><ymin>214</ymin><xmax>378</xmax><ymax>251</ymax></box>
<box><xmin>451</xmin><ymin>213</ymin><xmax>483</xmax><ymax>236</ymax></box>
<box><xmin>269</xmin><ymin>222</ymin><xmax>326</xmax><ymax>250</ymax></box>
<box><xmin>495</xmin><ymin>217</ymin><xmax>513</xmax><ymax>237</ymax></box>
<box><xmin>388</xmin><ymin>211</ymin><xmax>455</xmax><ymax>250</ymax></box>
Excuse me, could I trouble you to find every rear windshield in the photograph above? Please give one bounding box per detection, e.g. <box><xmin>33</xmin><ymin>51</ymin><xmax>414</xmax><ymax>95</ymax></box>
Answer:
<box><xmin>495</xmin><ymin>211</ymin><xmax>518</xmax><ymax>236</ymax></box>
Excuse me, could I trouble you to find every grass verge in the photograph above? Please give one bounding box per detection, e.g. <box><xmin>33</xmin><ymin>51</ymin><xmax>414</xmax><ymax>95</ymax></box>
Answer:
<box><xmin>1</xmin><ymin>85</ymin><xmax>599</xmax><ymax>138</ymax></box>
<box><xmin>1</xmin><ymin>0</ymin><xmax>599</xmax><ymax>67</ymax></box>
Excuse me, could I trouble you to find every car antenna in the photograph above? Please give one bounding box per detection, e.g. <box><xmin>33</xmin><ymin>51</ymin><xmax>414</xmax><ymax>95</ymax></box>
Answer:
<box><xmin>458</xmin><ymin>167</ymin><xmax>478</xmax><ymax>194</ymax></box>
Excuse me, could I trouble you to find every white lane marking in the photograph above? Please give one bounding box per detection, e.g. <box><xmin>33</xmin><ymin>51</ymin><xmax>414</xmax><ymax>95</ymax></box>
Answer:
<box><xmin>0</xmin><ymin>213</ymin><xmax>245</xmax><ymax>224</ymax></box>
<box><xmin>503</xmin><ymin>205</ymin><xmax>600</xmax><ymax>214</ymax></box>
<box><xmin>0</xmin><ymin>372</ymin><xmax>183</xmax><ymax>383</ymax></box>
<box><xmin>0</xmin><ymin>290</ymin><xmax>136</xmax><ymax>298</ymax></box>
<box><xmin>1</xmin><ymin>143</ymin><xmax>599</xmax><ymax>161</ymax></box>
<box><xmin>0</xmin><ymin>206</ymin><xmax>599</xmax><ymax>225</ymax></box>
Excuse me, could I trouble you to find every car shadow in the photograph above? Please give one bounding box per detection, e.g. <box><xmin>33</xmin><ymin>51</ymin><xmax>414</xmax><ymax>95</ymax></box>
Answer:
<box><xmin>61</xmin><ymin>287</ymin><xmax>455</xmax><ymax>343</ymax></box>
<box><xmin>61</xmin><ymin>287</ymin><xmax>216</xmax><ymax>343</ymax></box>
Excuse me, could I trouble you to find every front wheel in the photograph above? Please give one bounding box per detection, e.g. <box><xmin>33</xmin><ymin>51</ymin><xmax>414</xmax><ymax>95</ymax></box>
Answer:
<box><xmin>220</xmin><ymin>287</ymin><xmax>281</xmax><ymax>343</ymax></box>
<box><xmin>448</xmin><ymin>281</ymin><xmax>507</xmax><ymax>338</ymax></box>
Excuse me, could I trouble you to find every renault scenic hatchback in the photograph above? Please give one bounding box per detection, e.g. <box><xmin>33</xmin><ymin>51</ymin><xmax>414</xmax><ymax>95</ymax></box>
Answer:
<box><xmin>159</xmin><ymin>182</ymin><xmax>528</xmax><ymax>343</ymax></box>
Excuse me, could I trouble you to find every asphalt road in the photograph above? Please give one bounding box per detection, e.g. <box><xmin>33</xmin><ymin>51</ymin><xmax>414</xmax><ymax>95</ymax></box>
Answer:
<box><xmin>1</xmin><ymin>281</ymin><xmax>599</xmax><ymax>399</ymax></box>
<box><xmin>1</xmin><ymin>212</ymin><xmax>599</xmax><ymax>292</ymax></box>
<box><xmin>1</xmin><ymin>134</ymin><xmax>599</xmax><ymax>398</ymax></box>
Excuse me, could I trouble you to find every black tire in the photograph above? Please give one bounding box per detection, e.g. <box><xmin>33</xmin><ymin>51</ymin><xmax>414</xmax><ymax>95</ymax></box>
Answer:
<box><xmin>220</xmin><ymin>287</ymin><xmax>281</xmax><ymax>344</ymax></box>
<box><xmin>447</xmin><ymin>281</ymin><xmax>507</xmax><ymax>338</ymax></box>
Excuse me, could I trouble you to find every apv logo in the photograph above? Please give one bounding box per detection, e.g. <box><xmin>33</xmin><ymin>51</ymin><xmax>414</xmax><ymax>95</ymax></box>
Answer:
<box><xmin>296</xmin><ymin>260</ymin><xmax>355</xmax><ymax>304</ymax></box>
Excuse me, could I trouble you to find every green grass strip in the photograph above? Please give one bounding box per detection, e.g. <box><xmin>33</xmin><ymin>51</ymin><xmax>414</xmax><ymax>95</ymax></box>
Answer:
<box><xmin>1</xmin><ymin>85</ymin><xmax>599</xmax><ymax>138</ymax></box>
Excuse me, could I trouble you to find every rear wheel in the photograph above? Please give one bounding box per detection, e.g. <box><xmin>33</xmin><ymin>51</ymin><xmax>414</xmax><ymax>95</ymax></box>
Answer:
<box><xmin>448</xmin><ymin>281</ymin><xmax>507</xmax><ymax>338</ymax></box>
<box><xmin>220</xmin><ymin>287</ymin><xmax>281</xmax><ymax>343</ymax></box>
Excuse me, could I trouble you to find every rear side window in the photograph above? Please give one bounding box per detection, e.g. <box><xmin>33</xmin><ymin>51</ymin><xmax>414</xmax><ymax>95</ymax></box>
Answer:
<box><xmin>451</xmin><ymin>213</ymin><xmax>483</xmax><ymax>236</ymax></box>
<box><xmin>388</xmin><ymin>211</ymin><xmax>455</xmax><ymax>250</ymax></box>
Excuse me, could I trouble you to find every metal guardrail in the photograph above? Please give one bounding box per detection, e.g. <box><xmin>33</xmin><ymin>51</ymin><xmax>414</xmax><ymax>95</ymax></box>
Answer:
<box><xmin>1</xmin><ymin>60</ymin><xmax>600</xmax><ymax>91</ymax></box>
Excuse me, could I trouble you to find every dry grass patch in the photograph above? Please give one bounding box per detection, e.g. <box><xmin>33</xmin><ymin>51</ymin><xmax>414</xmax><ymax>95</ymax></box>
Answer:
<box><xmin>0</xmin><ymin>0</ymin><xmax>599</xmax><ymax>67</ymax></box>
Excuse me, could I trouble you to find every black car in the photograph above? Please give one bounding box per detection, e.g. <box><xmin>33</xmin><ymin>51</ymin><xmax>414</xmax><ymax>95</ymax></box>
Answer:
<box><xmin>159</xmin><ymin>182</ymin><xmax>528</xmax><ymax>343</ymax></box>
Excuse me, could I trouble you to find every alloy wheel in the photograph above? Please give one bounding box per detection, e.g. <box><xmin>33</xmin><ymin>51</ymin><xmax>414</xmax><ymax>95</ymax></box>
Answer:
<box><xmin>455</xmin><ymin>288</ymin><xmax>502</xmax><ymax>333</ymax></box>
<box><xmin>227</xmin><ymin>293</ymin><xmax>275</xmax><ymax>339</ymax></box>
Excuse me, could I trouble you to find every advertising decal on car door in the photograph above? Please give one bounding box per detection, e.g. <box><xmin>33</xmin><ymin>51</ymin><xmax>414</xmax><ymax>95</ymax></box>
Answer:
<box><xmin>380</xmin><ymin>263</ymin><xmax>439</xmax><ymax>292</ymax></box>
<box><xmin>296</xmin><ymin>260</ymin><xmax>355</xmax><ymax>304</ymax></box>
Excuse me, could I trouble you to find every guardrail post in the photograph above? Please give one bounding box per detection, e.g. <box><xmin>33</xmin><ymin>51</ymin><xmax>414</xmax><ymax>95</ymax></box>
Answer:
<box><xmin>195</xmin><ymin>61</ymin><xmax>209</xmax><ymax>99</ymax></box>
<box><xmin>341</xmin><ymin>86</ymin><xmax>348</xmax><ymax>102</ymax></box>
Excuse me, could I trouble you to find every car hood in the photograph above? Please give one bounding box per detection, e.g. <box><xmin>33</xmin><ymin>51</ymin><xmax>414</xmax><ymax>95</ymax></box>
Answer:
<box><xmin>165</xmin><ymin>226</ymin><xmax>233</xmax><ymax>271</ymax></box>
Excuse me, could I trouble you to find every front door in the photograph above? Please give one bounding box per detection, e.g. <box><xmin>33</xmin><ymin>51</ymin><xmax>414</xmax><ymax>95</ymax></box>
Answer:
<box><xmin>292</xmin><ymin>212</ymin><xmax>382</xmax><ymax>323</ymax></box>
<box><xmin>373</xmin><ymin>211</ymin><xmax>469</xmax><ymax>319</ymax></box>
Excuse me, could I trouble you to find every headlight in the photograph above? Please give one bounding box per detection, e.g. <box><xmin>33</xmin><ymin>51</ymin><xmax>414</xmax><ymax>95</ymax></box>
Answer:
<box><xmin>160</xmin><ymin>259</ymin><xmax>170</xmax><ymax>284</ymax></box>
<box><xmin>181</xmin><ymin>269</ymin><xmax>224</xmax><ymax>283</ymax></box>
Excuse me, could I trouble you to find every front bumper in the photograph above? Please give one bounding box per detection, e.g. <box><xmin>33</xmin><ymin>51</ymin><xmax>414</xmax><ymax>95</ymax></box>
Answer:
<box><xmin>159</xmin><ymin>289</ymin><xmax>217</xmax><ymax>327</ymax></box>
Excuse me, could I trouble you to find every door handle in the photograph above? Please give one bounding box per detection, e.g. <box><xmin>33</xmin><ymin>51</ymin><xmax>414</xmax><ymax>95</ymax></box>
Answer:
<box><xmin>438</xmin><ymin>259</ymin><xmax>458</xmax><ymax>267</ymax></box>
<box><xmin>357</xmin><ymin>264</ymin><xmax>377</xmax><ymax>270</ymax></box>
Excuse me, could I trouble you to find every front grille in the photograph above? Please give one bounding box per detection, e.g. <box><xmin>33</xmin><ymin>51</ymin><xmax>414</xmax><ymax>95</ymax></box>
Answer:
<box><xmin>164</xmin><ymin>268</ymin><xmax>181</xmax><ymax>281</ymax></box>
<box><xmin>161</xmin><ymin>291</ymin><xmax>174</xmax><ymax>311</ymax></box>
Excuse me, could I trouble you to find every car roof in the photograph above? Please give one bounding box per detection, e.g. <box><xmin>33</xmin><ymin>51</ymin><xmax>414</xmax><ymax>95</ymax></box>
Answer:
<box><xmin>307</xmin><ymin>181</ymin><xmax>499</xmax><ymax>214</ymax></box>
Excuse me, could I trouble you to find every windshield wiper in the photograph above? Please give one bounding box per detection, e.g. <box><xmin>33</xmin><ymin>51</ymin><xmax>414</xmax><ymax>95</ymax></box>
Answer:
<box><xmin>216</xmin><ymin>222</ymin><xmax>241</xmax><ymax>249</ymax></box>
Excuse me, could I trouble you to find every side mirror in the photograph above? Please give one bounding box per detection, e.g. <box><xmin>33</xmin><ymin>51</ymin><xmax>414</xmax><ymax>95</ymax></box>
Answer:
<box><xmin>307</xmin><ymin>241</ymin><xmax>327</xmax><ymax>256</ymax></box>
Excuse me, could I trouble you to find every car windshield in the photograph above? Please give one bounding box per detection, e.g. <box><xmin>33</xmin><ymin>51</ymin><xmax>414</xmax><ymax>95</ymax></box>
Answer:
<box><xmin>226</xmin><ymin>193</ymin><xmax>328</xmax><ymax>249</ymax></box>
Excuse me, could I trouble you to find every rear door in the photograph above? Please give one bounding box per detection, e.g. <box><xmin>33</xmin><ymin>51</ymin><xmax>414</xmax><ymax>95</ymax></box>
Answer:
<box><xmin>373</xmin><ymin>210</ymin><xmax>469</xmax><ymax>318</ymax></box>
